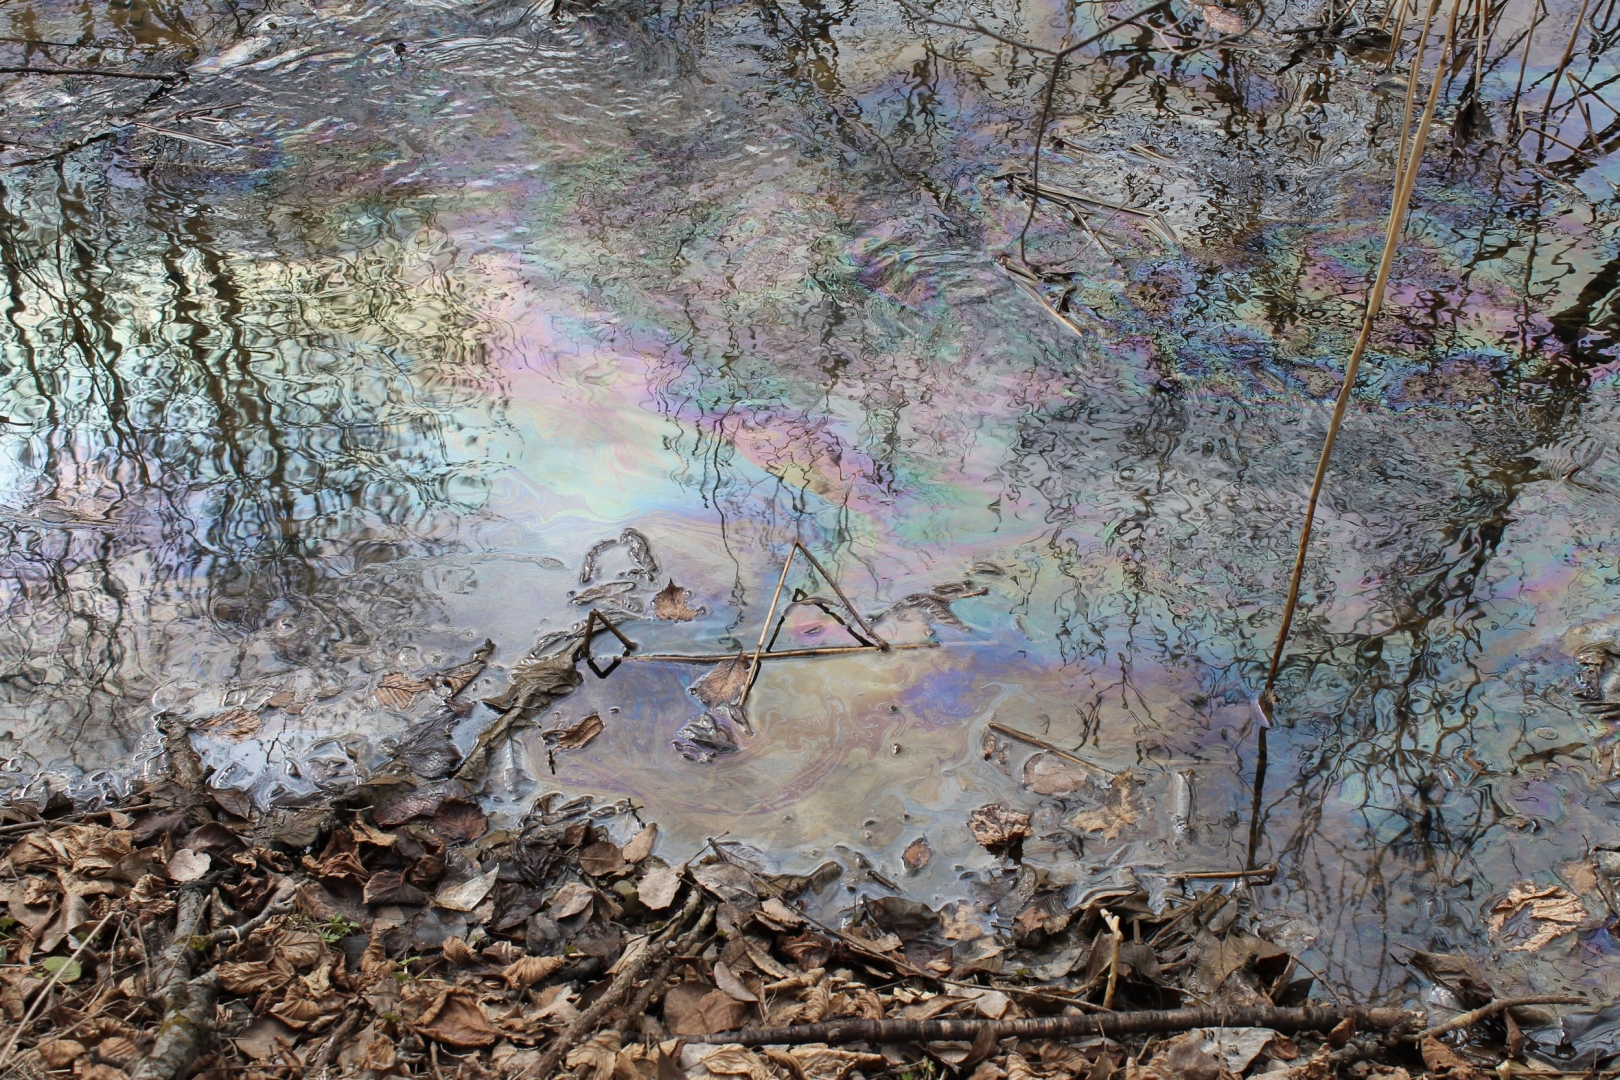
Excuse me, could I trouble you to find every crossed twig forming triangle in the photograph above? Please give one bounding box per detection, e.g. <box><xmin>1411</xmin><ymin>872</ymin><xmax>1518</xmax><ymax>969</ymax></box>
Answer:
<box><xmin>738</xmin><ymin>542</ymin><xmax>888</xmax><ymax>709</ymax></box>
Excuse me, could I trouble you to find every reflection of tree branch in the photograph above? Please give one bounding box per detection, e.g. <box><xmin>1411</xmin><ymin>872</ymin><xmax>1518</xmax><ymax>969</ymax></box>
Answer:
<box><xmin>910</xmin><ymin>0</ymin><xmax>1264</xmax><ymax>262</ymax></box>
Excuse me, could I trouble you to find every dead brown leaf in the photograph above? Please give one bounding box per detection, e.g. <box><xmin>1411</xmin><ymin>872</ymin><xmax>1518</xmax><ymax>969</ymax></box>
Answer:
<box><xmin>665</xmin><ymin>984</ymin><xmax>751</xmax><ymax>1036</ymax></box>
<box><xmin>415</xmin><ymin>988</ymin><xmax>499</xmax><ymax>1048</ymax></box>
<box><xmin>902</xmin><ymin>837</ymin><xmax>931</xmax><ymax>871</ymax></box>
<box><xmin>784</xmin><ymin>1047</ymin><xmax>886</xmax><ymax>1080</ymax></box>
<box><xmin>37</xmin><ymin>1040</ymin><xmax>85</xmax><ymax>1068</ymax></box>
<box><xmin>968</xmin><ymin>804</ymin><xmax>1031</xmax><ymax>849</ymax></box>
<box><xmin>1420</xmin><ymin>1037</ymin><xmax>1485</xmax><ymax>1079</ymax></box>
<box><xmin>654</xmin><ymin>580</ymin><xmax>701</xmax><ymax>622</ymax></box>
<box><xmin>622</xmin><ymin>824</ymin><xmax>657</xmax><ymax>864</ymax></box>
<box><xmin>713</xmin><ymin>961</ymin><xmax>759</xmax><ymax>1003</ymax></box>
<box><xmin>638</xmin><ymin>865</ymin><xmax>681</xmax><ymax>911</ymax></box>
<box><xmin>364</xmin><ymin>870</ymin><xmax>430</xmax><ymax>907</ymax></box>
<box><xmin>551</xmin><ymin>881</ymin><xmax>597</xmax><ymax>919</ymax></box>
<box><xmin>434</xmin><ymin>799</ymin><xmax>488</xmax><ymax>843</ymax></box>
<box><xmin>502</xmin><ymin>954</ymin><xmax>567</xmax><ymax>989</ymax></box>
<box><xmin>442</xmin><ymin>936</ymin><xmax>478</xmax><ymax>966</ymax></box>
<box><xmin>579</xmin><ymin>841</ymin><xmax>627</xmax><ymax>878</ymax></box>
<box><xmin>200</xmin><ymin>707</ymin><xmax>261</xmax><ymax>740</ymax></box>
<box><xmin>1488</xmin><ymin>881</ymin><xmax>1587</xmax><ymax>952</ymax></box>
<box><xmin>377</xmin><ymin>672</ymin><xmax>434</xmax><ymax>710</ymax></box>
<box><xmin>691</xmin><ymin>656</ymin><xmax>750</xmax><ymax>712</ymax></box>
<box><xmin>362</xmin><ymin>1034</ymin><xmax>397</xmax><ymax>1072</ymax></box>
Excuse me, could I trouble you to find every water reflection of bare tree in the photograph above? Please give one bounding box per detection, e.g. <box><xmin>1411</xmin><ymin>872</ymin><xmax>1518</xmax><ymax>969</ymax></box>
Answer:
<box><xmin>0</xmin><ymin>161</ymin><xmax>510</xmax><ymax>792</ymax></box>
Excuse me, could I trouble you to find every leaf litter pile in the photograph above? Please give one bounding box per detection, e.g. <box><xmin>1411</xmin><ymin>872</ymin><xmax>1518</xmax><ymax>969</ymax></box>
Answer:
<box><xmin>0</xmin><ymin>741</ymin><xmax>1597</xmax><ymax>1080</ymax></box>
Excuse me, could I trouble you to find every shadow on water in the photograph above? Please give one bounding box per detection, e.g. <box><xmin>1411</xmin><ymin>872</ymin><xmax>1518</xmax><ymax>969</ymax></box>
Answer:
<box><xmin>0</xmin><ymin>0</ymin><xmax>1617</xmax><ymax>1008</ymax></box>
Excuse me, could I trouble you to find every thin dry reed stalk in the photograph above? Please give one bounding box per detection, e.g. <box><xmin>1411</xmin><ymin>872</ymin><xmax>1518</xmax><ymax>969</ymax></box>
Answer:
<box><xmin>1261</xmin><ymin>0</ymin><xmax>1465</xmax><ymax>708</ymax></box>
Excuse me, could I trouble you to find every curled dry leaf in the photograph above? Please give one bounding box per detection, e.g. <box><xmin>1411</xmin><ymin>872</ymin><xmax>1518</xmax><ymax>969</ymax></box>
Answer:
<box><xmin>551</xmin><ymin>881</ymin><xmax>597</xmax><ymax>918</ymax></box>
<box><xmin>361</xmin><ymin>1034</ymin><xmax>397</xmax><ymax>1072</ymax></box>
<box><xmin>968</xmin><ymin>804</ymin><xmax>1032</xmax><ymax>849</ymax></box>
<box><xmin>94</xmin><ymin>1037</ymin><xmax>139</xmax><ymax>1068</ymax></box>
<box><xmin>622</xmin><ymin>823</ymin><xmax>657</xmax><ymax>864</ymax></box>
<box><xmin>78</xmin><ymin>1065</ymin><xmax>129</xmax><ymax>1080</ymax></box>
<box><xmin>638</xmin><ymin>864</ymin><xmax>681</xmax><ymax>910</ymax></box>
<box><xmin>758</xmin><ymin>896</ymin><xmax>804</xmax><ymax>930</ymax></box>
<box><xmin>1488</xmin><ymin>881</ymin><xmax>1587</xmax><ymax>952</ymax></box>
<box><xmin>654</xmin><ymin>580</ymin><xmax>702</xmax><ymax>621</ymax></box>
<box><xmin>550</xmin><ymin>713</ymin><xmax>604</xmax><ymax>751</ymax></box>
<box><xmin>502</xmin><ymin>954</ymin><xmax>567</xmax><ymax>989</ymax></box>
<box><xmin>902</xmin><ymin>837</ymin><xmax>932</xmax><ymax>871</ymax></box>
<box><xmin>376</xmin><ymin>672</ymin><xmax>434</xmax><ymax>711</ymax></box>
<box><xmin>165</xmin><ymin>848</ymin><xmax>211</xmax><ymax>883</ymax></box>
<box><xmin>442</xmin><ymin>936</ymin><xmax>478</xmax><ymax>966</ymax></box>
<box><xmin>200</xmin><ymin>707</ymin><xmax>261</xmax><ymax>740</ymax></box>
<box><xmin>415</xmin><ymin>987</ymin><xmax>499</xmax><ymax>1048</ymax></box>
<box><xmin>695</xmin><ymin>1046</ymin><xmax>771</xmax><ymax>1080</ymax></box>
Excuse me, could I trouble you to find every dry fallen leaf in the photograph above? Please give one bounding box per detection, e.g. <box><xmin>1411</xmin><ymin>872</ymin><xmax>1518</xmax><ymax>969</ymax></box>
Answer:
<box><xmin>433</xmin><ymin>799</ymin><xmax>488</xmax><ymax>843</ymax></box>
<box><xmin>165</xmin><ymin>848</ymin><xmax>211</xmax><ymax>883</ymax></box>
<box><xmin>714</xmin><ymin>960</ymin><xmax>759</xmax><ymax>1003</ymax></box>
<box><xmin>1488</xmin><ymin>881</ymin><xmax>1587</xmax><ymax>952</ymax></box>
<box><xmin>200</xmin><ymin>707</ymin><xmax>261</xmax><ymax>740</ymax></box>
<box><xmin>691</xmin><ymin>655</ymin><xmax>750</xmax><ymax>713</ymax></box>
<box><xmin>902</xmin><ymin>837</ymin><xmax>932</xmax><ymax>871</ymax></box>
<box><xmin>36</xmin><ymin>1040</ymin><xmax>85</xmax><ymax>1068</ymax></box>
<box><xmin>415</xmin><ymin>988</ymin><xmax>499</xmax><ymax>1048</ymax></box>
<box><xmin>361</xmin><ymin>1034</ymin><xmax>397</xmax><ymax>1072</ymax></box>
<box><xmin>376</xmin><ymin>672</ymin><xmax>433</xmax><ymax>711</ymax></box>
<box><xmin>579</xmin><ymin>841</ymin><xmax>627</xmax><ymax>878</ymax></box>
<box><xmin>551</xmin><ymin>881</ymin><xmax>597</xmax><ymax>918</ymax></box>
<box><xmin>434</xmin><ymin>867</ymin><xmax>499</xmax><ymax>912</ymax></box>
<box><xmin>638</xmin><ymin>865</ymin><xmax>681</xmax><ymax>910</ymax></box>
<box><xmin>968</xmin><ymin>804</ymin><xmax>1032</xmax><ymax>849</ymax></box>
<box><xmin>550</xmin><ymin>713</ymin><xmax>604</xmax><ymax>751</ymax></box>
<box><xmin>654</xmin><ymin>580</ymin><xmax>701</xmax><ymax>621</ymax></box>
<box><xmin>503</xmin><ymin>954</ymin><xmax>568</xmax><ymax>989</ymax></box>
<box><xmin>622</xmin><ymin>823</ymin><xmax>658</xmax><ymax>864</ymax></box>
<box><xmin>565</xmin><ymin>1031</ymin><xmax>623</xmax><ymax>1080</ymax></box>
<box><xmin>1421</xmin><ymin>1036</ymin><xmax>1485</xmax><ymax>1079</ymax></box>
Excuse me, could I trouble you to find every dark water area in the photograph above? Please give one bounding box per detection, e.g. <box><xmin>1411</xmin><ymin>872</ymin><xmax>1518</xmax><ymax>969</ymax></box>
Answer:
<box><xmin>1</xmin><ymin>0</ymin><xmax>1619</xmax><ymax>1030</ymax></box>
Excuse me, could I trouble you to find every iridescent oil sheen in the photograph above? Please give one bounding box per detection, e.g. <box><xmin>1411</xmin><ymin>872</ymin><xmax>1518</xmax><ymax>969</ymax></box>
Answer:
<box><xmin>1</xmin><ymin>0</ymin><xmax>1618</xmax><ymax>1007</ymax></box>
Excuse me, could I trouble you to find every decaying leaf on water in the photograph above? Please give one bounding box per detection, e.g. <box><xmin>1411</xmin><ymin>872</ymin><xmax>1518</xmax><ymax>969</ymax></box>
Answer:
<box><xmin>376</xmin><ymin>672</ymin><xmax>433</xmax><ymax>711</ymax></box>
<box><xmin>374</xmin><ymin>780</ymin><xmax>470</xmax><ymax>826</ymax></box>
<box><xmin>1488</xmin><ymin>881</ymin><xmax>1587</xmax><ymax>952</ymax></box>
<box><xmin>690</xmin><ymin>653</ymin><xmax>753</xmax><ymax>732</ymax></box>
<box><xmin>414</xmin><ymin>987</ymin><xmax>498</xmax><ymax>1048</ymax></box>
<box><xmin>654</xmin><ymin>579</ymin><xmax>702</xmax><ymax>621</ymax></box>
<box><xmin>434</xmin><ymin>639</ymin><xmax>494</xmax><ymax>696</ymax></box>
<box><xmin>481</xmin><ymin>654</ymin><xmax>583</xmax><ymax>713</ymax></box>
<box><xmin>673</xmin><ymin>713</ymin><xmax>740</xmax><ymax>762</ymax></box>
<box><xmin>393</xmin><ymin>707</ymin><xmax>462</xmax><ymax>780</ymax></box>
<box><xmin>550</xmin><ymin>713</ymin><xmax>604</xmax><ymax>750</ymax></box>
<box><xmin>902</xmin><ymin>836</ymin><xmax>932</xmax><ymax>871</ymax></box>
<box><xmin>1067</xmin><ymin>771</ymin><xmax>1141</xmax><ymax>842</ymax></box>
<box><xmin>200</xmin><ymin>707</ymin><xmax>261</xmax><ymax>740</ymax></box>
<box><xmin>968</xmin><ymin>804</ymin><xmax>1031</xmax><ymax>850</ymax></box>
